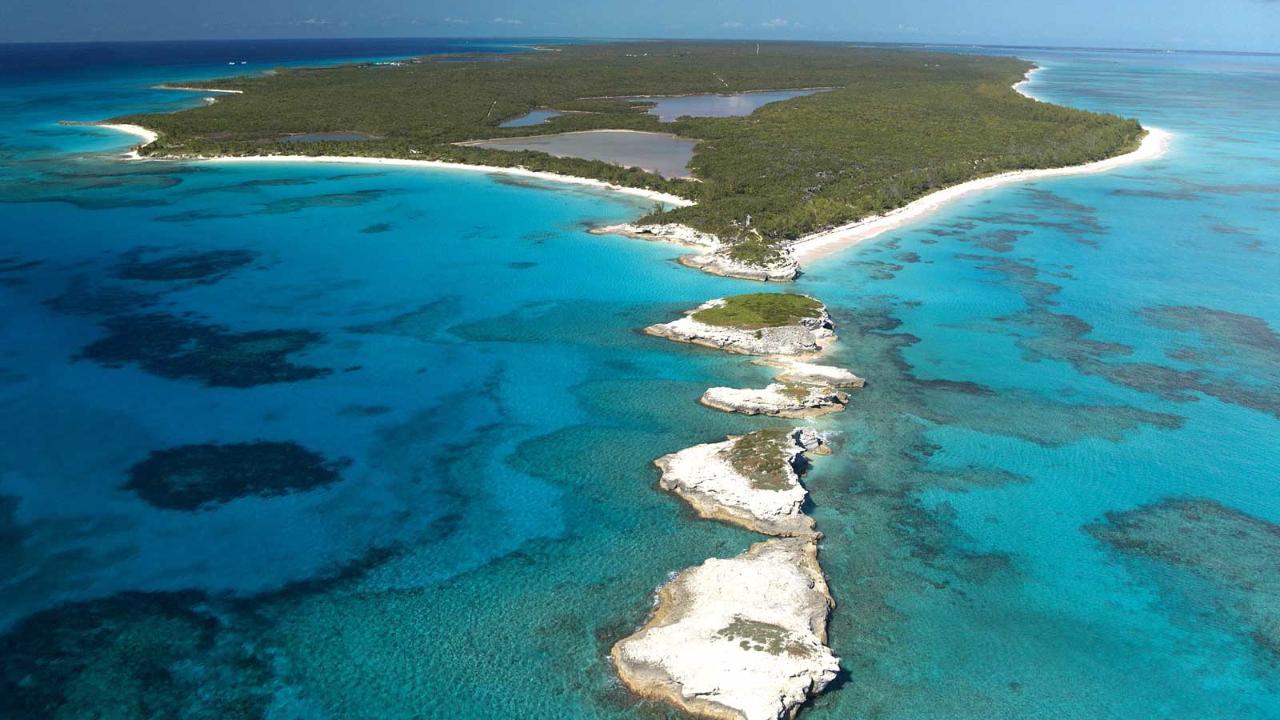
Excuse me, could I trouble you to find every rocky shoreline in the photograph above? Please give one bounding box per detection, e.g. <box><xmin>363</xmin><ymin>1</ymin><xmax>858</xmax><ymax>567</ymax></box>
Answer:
<box><xmin>612</xmin><ymin>537</ymin><xmax>839</xmax><ymax>720</ymax></box>
<box><xmin>654</xmin><ymin>428</ymin><xmax>825</xmax><ymax>537</ymax></box>
<box><xmin>700</xmin><ymin>384</ymin><xmax>848</xmax><ymax>418</ymax></box>
<box><xmin>644</xmin><ymin>297</ymin><xmax>836</xmax><ymax>356</ymax></box>
<box><xmin>615</xmin><ymin>292</ymin><xmax>863</xmax><ymax>720</ymax></box>
<box><xmin>593</xmin><ymin>223</ymin><xmax>800</xmax><ymax>282</ymax></box>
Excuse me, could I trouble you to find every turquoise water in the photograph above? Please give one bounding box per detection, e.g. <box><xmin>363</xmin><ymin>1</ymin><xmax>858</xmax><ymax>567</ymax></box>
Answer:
<box><xmin>1</xmin><ymin>42</ymin><xmax>1279</xmax><ymax>718</ymax></box>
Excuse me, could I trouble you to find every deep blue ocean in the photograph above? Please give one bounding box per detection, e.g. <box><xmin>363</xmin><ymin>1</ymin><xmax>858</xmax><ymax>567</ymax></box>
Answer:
<box><xmin>0</xmin><ymin>39</ymin><xmax>1277</xmax><ymax>719</ymax></box>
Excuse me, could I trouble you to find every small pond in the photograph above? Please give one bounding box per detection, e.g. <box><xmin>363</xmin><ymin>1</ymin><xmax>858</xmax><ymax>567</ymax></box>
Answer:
<box><xmin>499</xmin><ymin>110</ymin><xmax>563</xmax><ymax>128</ymax></box>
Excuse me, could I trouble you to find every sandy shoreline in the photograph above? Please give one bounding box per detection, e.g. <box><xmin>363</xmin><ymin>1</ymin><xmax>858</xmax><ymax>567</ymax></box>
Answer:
<box><xmin>153</xmin><ymin>85</ymin><xmax>245</xmax><ymax>94</ymax></box>
<box><xmin>97</xmin><ymin>64</ymin><xmax>1167</xmax><ymax>267</ymax></box>
<box><xmin>93</xmin><ymin>124</ymin><xmax>692</xmax><ymax>208</ymax></box>
<box><xmin>789</xmin><ymin>125</ymin><xmax>1171</xmax><ymax>263</ymax></box>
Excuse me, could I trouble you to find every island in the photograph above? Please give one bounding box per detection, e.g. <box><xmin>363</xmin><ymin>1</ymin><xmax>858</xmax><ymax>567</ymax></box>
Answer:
<box><xmin>645</xmin><ymin>293</ymin><xmax>836</xmax><ymax>356</ymax></box>
<box><xmin>611</xmin><ymin>537</ymin><xmax>839</xmax><ymax>720</ymax></box>
<box><xmin>699</xmin><ymin>383</ymin><xmax>849</xmax><ymax>418</ymax></box>
<box><xmin>612</xmin><ymin>291</ymin><xmax>859</xmax><ymax>719</ymax></box>
<box><xmin>654</xmin><ymin>427</ymin><xmax>826</xmax><ymax>537</ymax></box>
<box><xmin>105</xmin><ymin>41</ymin><xmax>1150</xmax><ymax>278</ymax></box>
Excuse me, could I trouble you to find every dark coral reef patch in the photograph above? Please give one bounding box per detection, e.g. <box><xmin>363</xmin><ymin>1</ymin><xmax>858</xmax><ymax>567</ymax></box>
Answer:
<box><xmin>114</xmin><ymin>247</ymin><xmax>258</xmax><ymax>284</ymax></box>
<box><xmin>0</xmin><ymin>591</ymin><xmax>275</xmax><ymax>720</ymax></box>
<box><xmin>76</xmin><ymin>312</ymin><xmax>330</xmax><ymax>387</ymax></box>
<box><xmin>1088</xmin><ymin>498</ymin><xmax>1280</xmax><ymax>662</ymax></box>
<box><xmin>124</xmin><ymin>440</ymin><xmax>350</xmax><ymax>510</ymax></box>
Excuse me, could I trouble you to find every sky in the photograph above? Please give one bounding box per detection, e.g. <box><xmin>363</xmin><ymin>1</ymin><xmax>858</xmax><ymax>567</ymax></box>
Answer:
<box><xmin>4</xmin><ymin>0</ymin><xmax>1279</xmax><ymax>53</ymax></box>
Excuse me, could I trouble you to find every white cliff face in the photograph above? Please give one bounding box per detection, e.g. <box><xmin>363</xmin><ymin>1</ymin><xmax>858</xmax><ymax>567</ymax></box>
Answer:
<box><xmin>763</xmin><ymin>359</ymin><xmax>866</xmax><ymax>388</ymax></box>
<box><xmin>611</xmin><ymin>538</ymin><xmax>840</xmax><ymax>720</ymax></box>
<box><xmin>654</xmin><ymin>429</ymin><xmax>821</xmax><ymax>537</ymax></box>
<box><xmin>645</xmin><ymin>299</ymin><xmax>836</xmax><ymax>356</ymax></box>
<box><xmin>700</xmin><ymin>383</ymin><xmax>848</xmax><ymax>418</ymax></box>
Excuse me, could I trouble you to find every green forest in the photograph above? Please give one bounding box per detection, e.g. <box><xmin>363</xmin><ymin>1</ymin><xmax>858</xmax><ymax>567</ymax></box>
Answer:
<box><xmin>118</xmin><ymin>42</ymin><xmax>1144</xmax><ymax>260</ymax></box>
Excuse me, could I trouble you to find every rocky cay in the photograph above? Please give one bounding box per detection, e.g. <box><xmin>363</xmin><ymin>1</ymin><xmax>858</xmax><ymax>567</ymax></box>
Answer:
<box><xmin>613</xmin><ymin>292</ymin><xmax>862</xmax><ymax>720</ymax></box>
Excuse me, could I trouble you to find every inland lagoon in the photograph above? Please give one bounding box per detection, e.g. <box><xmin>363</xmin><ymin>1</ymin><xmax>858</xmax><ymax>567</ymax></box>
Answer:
<box><xmin>461</xmin><ymin>129</ymin><xmax>698</xmax><ymax>179</ymax></box>
<box><xmin>623</xmin><ymin>87</ymin><xmax>833</xmax><ymax>122</ymax></box>
<box><xmin>0</xmin><ymin>38</ymin><xmax>1278</xmax><ymax>720</ymax></box>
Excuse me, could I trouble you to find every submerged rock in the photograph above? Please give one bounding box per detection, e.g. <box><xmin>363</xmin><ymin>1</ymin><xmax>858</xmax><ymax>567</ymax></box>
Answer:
<box><xmin>125</xmin><ymin>441</ymin><xmax>350</xmax><ymax>511</ymax></box>
<box><xmin>76</xmin><ymin>312</ymin><xmax>330</xmax><ymax>387</ymax></box>
<box><xmin>114</xmin><ymin>247</ymin><xmax>258</xmax><ymax>284</ymax></box>
<box><xmin>0</xmin><ymin>591</ymin><xmax>274</xmax><ymax>720</ymax></box>
<box><xmin>700</xmin><ymin>383</ymin><xmax>849</xmax><ymax>418</ymax></box>
<box><xmin>645</xmin><ymin>297</ymin><xmax>835</xmax><ymax>356</ymax></box>
<box><xmin>654</xmin><ymin>428</ymin><xmax>824</xmax><ymax>537</ymax></box>
<box><xmin>1088</xmin><ymin>497</ymin><xmax>1280</xmax><ymax>661</ymax></box>
<box><xmin>612</xmin><ymin>537</ymin><xmax>839</xmax><ymax>720</ymax></box>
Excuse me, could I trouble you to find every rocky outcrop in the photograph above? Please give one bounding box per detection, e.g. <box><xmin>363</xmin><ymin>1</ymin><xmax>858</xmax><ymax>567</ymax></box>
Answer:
<box><xmin>612</xmin><ymin>537</ymin><xmax>839</xmax><ymax>720</ymax></box>
<box><xmin>654</xmin><ymin>428</ymin><xmax>824</xmax><ymax>537</ymax></box>
<box><xmin>593</xmin><ymin>224</ymin><xmax>799</xmax><ymax>282</ymax></box>
<box><xmin>760</xmin><ymin>359</ymin><xmax>866</xmax><ymax>388</ymax></box>
<box><xmin>679</xmin><ymin>250</ymin><xmax>800</xmax><ymax>282</ymax></box>
<box><xmin>592</xmin><ymin>222</ymin><xmax>721</xmax><ymax>250</ymax></box>
<box><xmin>700</xmin><ymin>383</ymin><xmax>848</xmax><ymax>418</ymax></box>
<box><xmin>645</xmin><ymin>299</ymin><xmax>836</xmax><ymax>356</ymax></box>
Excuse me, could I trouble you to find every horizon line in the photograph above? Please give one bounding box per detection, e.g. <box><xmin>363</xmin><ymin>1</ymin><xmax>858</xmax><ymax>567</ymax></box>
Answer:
<box><xmin>1</xmin><ymin>35</ymin><xmax>1277</xmax><ymax>58</ymax></box>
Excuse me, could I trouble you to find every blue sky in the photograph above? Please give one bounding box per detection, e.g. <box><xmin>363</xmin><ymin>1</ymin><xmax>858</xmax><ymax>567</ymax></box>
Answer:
<box><xmin>4</xmin><ymin>0</ymin><xmax>1278</xmax><ymax>52</ymax></box>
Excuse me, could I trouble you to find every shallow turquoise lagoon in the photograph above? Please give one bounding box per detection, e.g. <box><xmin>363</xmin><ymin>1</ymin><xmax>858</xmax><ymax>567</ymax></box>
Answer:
<box><xmin>1</xmin><ymin>42</ymin><xmax>1278</xmax><ymax>719</ymax></box>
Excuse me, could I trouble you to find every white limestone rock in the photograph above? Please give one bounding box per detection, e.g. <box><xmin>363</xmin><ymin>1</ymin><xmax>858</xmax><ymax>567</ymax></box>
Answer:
<box><xmin>679</xmin><ymin>250</ymin><xmax>800</xmax><ymax>282</ymax></box>
<box><xmin>761</xmin><ymin>359</ymin><xmax>866</xmax><ymax>388</ymax></box>
<box><xmin>700</xmin><ymin>383</ymin><xmax>848</xmax><ymax>418</ymax></box>
<box><xmin>654</xmin><ymin>428</ymin><xmax>823</xmax><ymax>537</ymax></box>
<box><xmin>645</xmin><ymin>298</ymin><xmax>836</xmax><ymax>356</ymax></box>
<box><xmin>612</xmin><ymin>537</ymin><xmax>840</xmax><ymax>720</ymax></box>
<box><xmin>592</xmin><ymin>222</ymin><xmax>721</xmax><ymax>250</ymax></box>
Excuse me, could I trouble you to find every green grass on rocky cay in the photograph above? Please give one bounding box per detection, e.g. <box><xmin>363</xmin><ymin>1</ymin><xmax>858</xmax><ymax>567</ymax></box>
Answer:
<box><xmin>715</xmin><ymin>616</ymin><xmax>814</xmax><ymax>657</ymax></box>
<box><xmin>724</xmin><ymin>428</ymin><xmax>796</xmax><ymax>491</ymax></box>
<box><xmin>691</xmin><ymin>293</ymin><xmax>823</xmax><ymax>329</ymax></box>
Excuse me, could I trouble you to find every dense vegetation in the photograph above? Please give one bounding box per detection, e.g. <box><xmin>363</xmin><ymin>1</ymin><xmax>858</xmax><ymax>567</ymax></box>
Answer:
<box><xmin>118</xmin><ymin>42</ymin><xmax>1144</xmax><ymax>258</ymax></box>
<box><xmin>692</xmin><ymin>293</ymin><xmax>824</xmax><ymax>328</ymax></box>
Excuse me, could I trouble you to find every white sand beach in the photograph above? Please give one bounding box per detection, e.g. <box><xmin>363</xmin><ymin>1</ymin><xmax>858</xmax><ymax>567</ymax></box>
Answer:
<box><xmin>153</xmin><ymin>85</ymin><xmax>245</xmax><ymax>94</ymax></box>
<box><xmin>789</xmin><ymin>126</ymin><xmax>1172</xmax><ymax>263</ymax></box>
<box><xmin>208</xmin><ymin>155</ymin><xmax>694</xmax><ymax>207</ymax></box>
<box><xmin>94</xmin><ymin>124</ymin><xmax>691</xmax><ymax>207</ymax></box>
<box><xmin>98</xmin><ymin>63</ymin><xmax>1168</xmax><ymax>261</ymax></box>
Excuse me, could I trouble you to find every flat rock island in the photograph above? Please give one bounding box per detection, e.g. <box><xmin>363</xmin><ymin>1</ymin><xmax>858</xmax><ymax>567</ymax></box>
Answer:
<box><xmin>700</xmin><ymin>383</ymin><xmax>849</xmax><ymax>418</ymax></box>
<box><xmin>646</xmin><ymin>293</ymin><xmax>836</xmax><ymax>356</ymax></box>
<box><xmin>654</xmin><ymin>427</ymin><xmax>826</xmax><ymax>537</ymax></box>
<box><xmin>611</xmin><ymin>537</ymin><xmax>839</xmax><ymax>720</ymax></box>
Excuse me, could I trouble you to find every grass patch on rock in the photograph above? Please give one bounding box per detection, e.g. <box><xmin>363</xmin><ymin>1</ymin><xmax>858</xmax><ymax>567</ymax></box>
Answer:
<box><xmin>692</xmin><ymin>293</ymin><xmax>823</xmax><ymax>329</ymax></box>
<box><xmin>715</xmin><ymin>615</ymin><xmax>813</xmax><ymax>657</ymax></box>
<box><xmin>723</xmin><ymin>428</ymin><xmax>795</xmax><ymax>491</ymax></box>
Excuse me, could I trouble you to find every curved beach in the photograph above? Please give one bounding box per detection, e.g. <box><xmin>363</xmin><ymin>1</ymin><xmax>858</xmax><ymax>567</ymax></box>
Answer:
<box><xmin>98</xmin><ymin>65</ymin><xmax>1165</xmax><ymax>269</ymax></box>
<box><xmin>95</xmin><ymin>124</ymin><xmax>691</xmax><ymax>208</ymax></box>
<box><xmin>789</xmin><ymin>126</ymin><xmax>1172</xmax><ymax>263</ymax></box>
